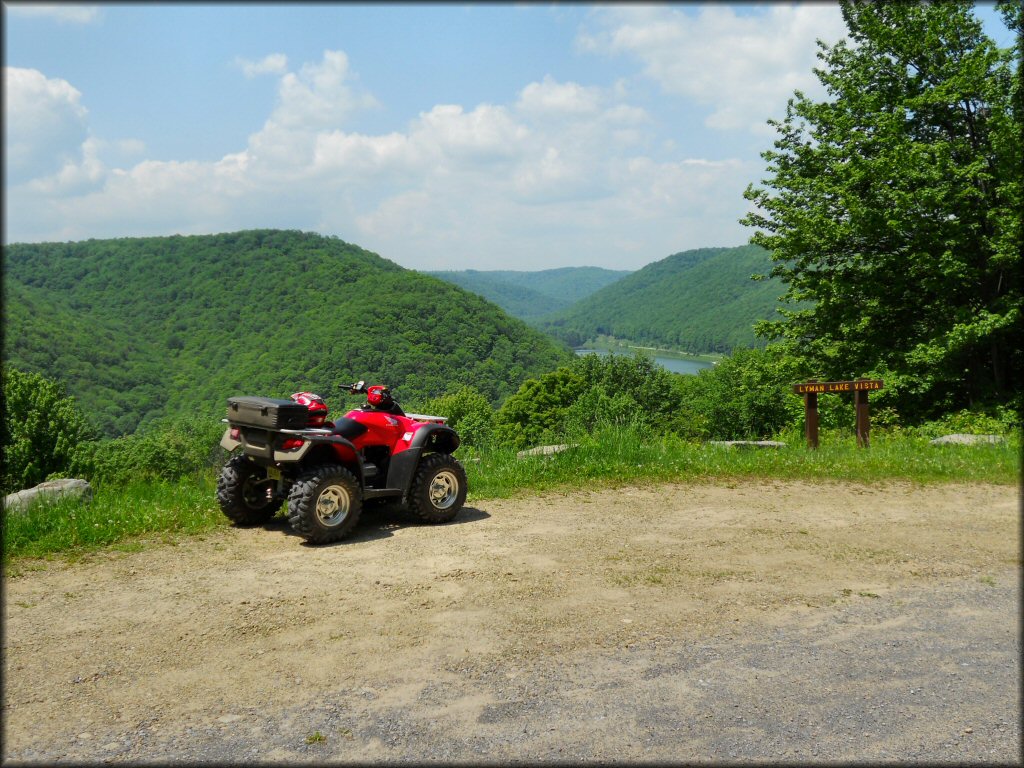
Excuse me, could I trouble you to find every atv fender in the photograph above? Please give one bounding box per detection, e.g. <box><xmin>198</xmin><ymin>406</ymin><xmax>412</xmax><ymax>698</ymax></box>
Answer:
<box><xmin>227</xmin><ymin>426</ymin><xmax>369</xmax><ymax>484</ymax></box>
<box><xmin>292</xmin><ymin>435</ymin><xmax>368</xmax><ymax>483</ymax></box>
<box><xmin>386</xmin><ymin>424</ymin><xmax>460</xmax><ymax>496</ymax></box>
<box><xmin>220</xmin><ymin>427</ymin><xmax>241</xmax><ymax>452</ymax></box>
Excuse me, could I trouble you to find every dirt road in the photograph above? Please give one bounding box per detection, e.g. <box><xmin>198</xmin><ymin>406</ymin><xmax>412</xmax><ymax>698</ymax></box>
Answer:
<box><xmin>3</xmin><ymin>479</ymin><xmax>1020</xmax><ymax>763</ymax></box>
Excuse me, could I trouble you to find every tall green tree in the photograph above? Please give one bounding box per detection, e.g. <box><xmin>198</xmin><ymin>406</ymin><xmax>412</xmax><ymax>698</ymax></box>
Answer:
<box><xmin>742</xmin><ymin>1</ymin><xmax>1021</xmax><ymax>420</ymax></box>
<box><xmin>1</xmin><ymin>368</ymin><xmax>96</xmax><ymax>494</ymax></box>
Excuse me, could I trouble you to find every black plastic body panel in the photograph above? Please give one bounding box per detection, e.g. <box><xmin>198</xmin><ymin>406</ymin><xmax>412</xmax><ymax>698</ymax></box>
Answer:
<box><xmin>386</xmin><ymin>447</ymin><xmax>423</xmax><ymax>497</ymax></box>
<box><xmin>411</xmin><ymin>424</ymin><xmax>460</xmax><ymax>454</ymax></box>
<box><xmin>383</xmin><ymin>425</ymin><xmax>460</xmax><ymax>496</ymax></box>
<box><xmin>331</xmin><ymin>417</ymin><xmax>369</xmax><ymax>440</ymax></box>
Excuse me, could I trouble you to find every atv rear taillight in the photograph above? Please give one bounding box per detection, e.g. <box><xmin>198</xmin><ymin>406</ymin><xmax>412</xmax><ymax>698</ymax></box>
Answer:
<box><xmin>230</xmin><ymin>427</ymin><xmax>240</xmax><ymax>440</ymax></box>
<box><xmin>280</xmin><ymin>438</ymin><xmax>305</xmax><ymax>450</ymax></box>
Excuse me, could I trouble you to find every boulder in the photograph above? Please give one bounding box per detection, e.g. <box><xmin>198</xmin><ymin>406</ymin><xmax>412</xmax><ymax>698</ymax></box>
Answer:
<box><xmin>516</xmin><ymin>444</ymin><xmax>576</xmax><ymax>459</ymax></box>
<box><xmin>929</xmin><ymin>434</ymin><xmax>1006</xmax><ymax>446</ymax></box>
<box><xmin>4</xmin><ymin>478</ymin><xmax>93</xmax><ymax>514</ymax></box>
<box><xmin>709</xmin><ymin>440</ymin><xmax>787</xmax><ymax>449</ymax></box>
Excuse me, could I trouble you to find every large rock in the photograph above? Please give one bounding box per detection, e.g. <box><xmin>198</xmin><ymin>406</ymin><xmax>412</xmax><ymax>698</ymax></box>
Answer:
<box><xmin>709</xmin><ymin>440</ymin><xmax>787</xmax><ymax>449</ymax></box>
<box><xmin>4</xmin><ymin>478</ymin><xmax>93</xmax><ymax>514</ymax></box>
<box><xmin>516</xmin><ymin>444</ymin><xmax>576</xmax><ymax>459</ymax></box>
<box><xmin>929</xmin><ymin>434</ymin><xmax>1006</xmax><ymax>446</ymax></box>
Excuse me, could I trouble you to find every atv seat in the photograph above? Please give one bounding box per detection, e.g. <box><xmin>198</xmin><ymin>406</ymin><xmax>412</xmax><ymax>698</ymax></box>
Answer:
<box><xmin>358</xmin><ymin>403</ymin><xmax>406</xmax><ymax>417</ymax></box>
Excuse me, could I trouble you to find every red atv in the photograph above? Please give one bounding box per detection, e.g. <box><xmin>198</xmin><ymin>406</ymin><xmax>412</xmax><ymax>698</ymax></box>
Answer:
<box><xmin>217</xmin><ymin>382</ymin><xmax>467</xmax><ymax>544</ymax></box>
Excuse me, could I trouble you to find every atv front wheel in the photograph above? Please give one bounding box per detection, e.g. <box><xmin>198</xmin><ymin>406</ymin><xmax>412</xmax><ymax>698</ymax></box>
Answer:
<box><xmin>216</xmin><ymin>455</ymin><xmax>283</xmax><ymax>525</ymax></box>
<box><xmin>408</xmin><ymin>453</ymin><xmax>467</xmax><ymax>524</ymax></box>
<box><xmin>287</xmin><ymin>464</ymin><xmax>362</xmax><ymax>544</ymax></box>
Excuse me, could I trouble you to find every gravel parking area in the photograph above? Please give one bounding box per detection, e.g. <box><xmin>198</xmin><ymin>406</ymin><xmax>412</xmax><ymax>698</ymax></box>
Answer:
<box><xmin>3</xmin><ymin>480</ymin><xmax>1019</xmax><ymax>764</ymax></box>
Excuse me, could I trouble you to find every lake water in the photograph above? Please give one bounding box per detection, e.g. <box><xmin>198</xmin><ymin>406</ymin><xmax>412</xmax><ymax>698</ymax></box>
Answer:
<box><xmin>574</xmin><ymin>348</ymin><xmax>714</xmax><ymax>375</ymax></box>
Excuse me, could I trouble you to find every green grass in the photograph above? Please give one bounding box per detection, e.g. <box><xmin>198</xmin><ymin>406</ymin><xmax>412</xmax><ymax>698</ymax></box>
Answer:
<box><xmin>4</xmin><ymin>477</ymin><xmax>222</xmax><ymax>563</ymax></box>
<box><xmin>3</xmin><ymin>427</ymin><xmax>1018</xmax><ymax>564</ymax></box>
<box><xmin>461</xmin><ymin>425</ymin><xmax>1020</xmax><ymax>500</ymax></box>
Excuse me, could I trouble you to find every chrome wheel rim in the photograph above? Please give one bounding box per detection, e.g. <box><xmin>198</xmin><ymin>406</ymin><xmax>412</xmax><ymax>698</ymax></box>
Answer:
<box><xmin>315</xmin><ymin>484</ymin><xmax>351</xmax><ymax>526</ymax></box>
<box><xmin>428</xmin><ymin>470</ymin><xmax>459</xmax><ymax>510</ymax></box>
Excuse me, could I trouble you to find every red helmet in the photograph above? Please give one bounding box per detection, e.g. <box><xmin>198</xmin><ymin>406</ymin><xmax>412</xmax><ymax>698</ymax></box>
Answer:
<box><xmin>290</xmin><ymin>391</ymin><xmax>329</xmax><ymax>426</ymax></box>
<box><xmin>366</xmin><ymin>385</ymin><xmax>393</xmax><ymax>409</ymax></box>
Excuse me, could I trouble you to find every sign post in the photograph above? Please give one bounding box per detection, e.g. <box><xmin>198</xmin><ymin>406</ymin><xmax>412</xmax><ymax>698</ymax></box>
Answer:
<box><xmin>802</xmin><ymin>380</ymin><xmax>819</xmax><ymax>449</ymax></box>
<box><xmin>854</xmin><ymin>383</ymin><xmax>870</xmax><ymax>447</ymax></box>
<box><xmin>792</xmin><ymin>379</ymin><xmax>883</xmax><ymax>449</ymax></box>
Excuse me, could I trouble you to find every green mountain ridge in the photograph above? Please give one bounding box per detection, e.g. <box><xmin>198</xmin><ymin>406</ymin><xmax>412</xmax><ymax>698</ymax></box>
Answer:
<box><xmin>538</xmin><ymin>245</ymin><xmax>788</xmax><ymax>354</ymax></box>
<box><xmin>2</xmin><ymin>230</ymin><xmax>573</xmax><ymax>436</ymax></box>
<box><xmin>428</xmin><ymin>267</ymin><xmax>632</xmax><ymax>321</ymax></box>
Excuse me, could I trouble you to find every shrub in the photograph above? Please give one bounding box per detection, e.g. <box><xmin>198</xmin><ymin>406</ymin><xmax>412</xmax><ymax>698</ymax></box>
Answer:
<box><xmin>564</xmin><ymin>385</ymin><xmax>651</xmax><ymax>438</ymax></box>
<box><xmin>673</xmin><ymin>346</ymin><xmax>805</xmax><ymax>440</ymax></box>
<box><xmin>493</xmin><ymin>353</ymin><xmax>683</xmax><ymax>449</ymax></box>
<box><xmin>493</xmin><ymin>366</ymin><xmax>585</xmax><ymax>449</ymax></box>
<box><xmin>72</xmin><ymin>415</ymin><xmax>226</xmax><ymax>487</ymax></box>
<box><xmin>911</xmin><ymin>406</ymin><xmax>1021</xmax><ymax>439</ymax></box>
<box><xmin>1</xmin><ymin>368</ymin><xmax>97</xmax><ymax>494</ymax></box>
<box><xmin>417</xmin><ymin>385</ymin><xmax>495</xmax><ymax>447</ymax></box>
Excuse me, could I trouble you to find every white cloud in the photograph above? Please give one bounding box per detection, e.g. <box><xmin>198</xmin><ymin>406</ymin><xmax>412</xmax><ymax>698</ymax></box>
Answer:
<box><xmin>4</xmin><ymin>54</ymin><xmax>755</xmax><ymax>269</ymax></box>
<box><xmin>413</xmin><ymin>103</ymin><xmax>528</xmax><ymax>164</ymax></box>
<box><xmin>313</xmin><ymin>130</ymin><xmax>416</xmax><ymax>178</ymax></box>
<box><xmin>517</xmin><ymin>76</ymin><xmax>603</xmax><ymax>116</ymax></box>
<box><xmin>269</xmin><ymin>49</ymin><xmax>378</xmax><ymax>131</ymax></box>
<box><xmin>4</xmin><ymin>67</ymin><xmax>89</xmax><ymax>185</ymax></box>
<box><xmin>4</xmin><ymin>3</ymin><xmax>100</xmax><ymax>23</ymax></box>
<box><xmin>578</xmin><ymin>4</ymin><xmax>847</xmax><ymax>133</ymax></box>
<box><xmin>28</xmin><ymin>136</ymin><xmax>104</xmax><ymax>195</ymax></box>
<box><xmin>234</xmin><ymin>53</ymin><xmax>288</xmax><ymax>78</ymax></box>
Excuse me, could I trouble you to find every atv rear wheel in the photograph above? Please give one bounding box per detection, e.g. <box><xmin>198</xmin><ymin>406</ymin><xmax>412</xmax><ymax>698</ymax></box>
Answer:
<box><xmin>287</xmin><ymin>464</ymin><xmax>362</xmax><ymax>544</ymax></box>
<box><xmin>216</xmin><ymin>455</ymin><xmax>282</xmax><ymax>525</ymax></box>
<box><xmin>408</xmin><ymin>452</ymin><xmax>467</xmax><ymax>524</ymax></box>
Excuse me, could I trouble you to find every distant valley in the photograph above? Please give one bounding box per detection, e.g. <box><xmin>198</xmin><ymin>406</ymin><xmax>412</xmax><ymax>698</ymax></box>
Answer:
<box><xmin>427</xmin><ymin>267</ymin><xmax>631</xmax><ymax>321</ymax></box>
<box><xmin>4</xmin><ymin>232</ymin><xmax>787</xmax><ymax>437</ymax></box>
<box><xmin>433</xmin><ymin>245</ymin><xmax>786</xmax><ymax>355</ymax></box>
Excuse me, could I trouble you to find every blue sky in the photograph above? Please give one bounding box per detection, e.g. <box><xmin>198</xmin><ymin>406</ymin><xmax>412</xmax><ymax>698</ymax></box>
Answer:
<box><xmin>3</xmin><ymin>2</ymin><xmax>1014</xmax><ymax>271</ymax></box>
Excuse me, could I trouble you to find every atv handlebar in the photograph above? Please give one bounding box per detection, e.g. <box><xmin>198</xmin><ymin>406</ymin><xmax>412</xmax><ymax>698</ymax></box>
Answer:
<box><xmin>343</xmin><ymin>380</ymin><xmax>367</xmax><ymax>394</ymax></box>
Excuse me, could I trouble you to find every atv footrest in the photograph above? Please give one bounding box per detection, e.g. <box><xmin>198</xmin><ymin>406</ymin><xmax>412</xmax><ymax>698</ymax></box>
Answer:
<box><xmin>364</xmin><ymin>488</ymin><xmax>403</xmax><ymax>501</ymax></box>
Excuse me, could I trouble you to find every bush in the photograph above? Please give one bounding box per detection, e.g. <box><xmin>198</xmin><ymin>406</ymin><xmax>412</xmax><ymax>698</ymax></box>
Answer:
<box><xmin>416</xmin><ymin>385</ymin><xmax>495</xmax><ymax>447</ymax></box>
<box><xmin>564</xmin><ymin>385</ymin><xmax>650</xmax><ymax>438</ymax></box>
<box><xmin>493</xmin><ymin>366</ymin><xmax>585</xmax><ymax>449</ymax></box>
<box><xmin>1</xmin><ymin>368</ymin><xmax>97</xmax><ymax>494</ymax></box>
<box><xmin>493</xmin><ymin>353</ymin><xmax>683</xmax><ymax>449</ymax></box>
<box><xmin>73</xmin><ymin>415</ymin><xmax>226</xmax><ymax>487</ymax></box>
<box><xmin>910</xmin><ymin>406</ymin><xmax>1021</xmax><ymax>439</ymax></box>
<box><xmin>673</xmin><ymin>346</ymin><xmax>805</xmax><ymax>440</ymax></box>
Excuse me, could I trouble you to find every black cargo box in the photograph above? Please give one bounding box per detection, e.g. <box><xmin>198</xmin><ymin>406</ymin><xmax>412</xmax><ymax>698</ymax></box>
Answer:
<box><xmin>226</xmin><ymin>396</ymin><xmax>308</xmax><ymax>429</ymax></box>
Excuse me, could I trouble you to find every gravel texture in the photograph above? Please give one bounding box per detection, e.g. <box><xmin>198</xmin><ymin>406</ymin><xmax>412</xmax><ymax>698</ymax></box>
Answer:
<box><xmin>3</xmin><ymin>479</ymin><xmax>1019</xmax><ymax>764</ymax></box>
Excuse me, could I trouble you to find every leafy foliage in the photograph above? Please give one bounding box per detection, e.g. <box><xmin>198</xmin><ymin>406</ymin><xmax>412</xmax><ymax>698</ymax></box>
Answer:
<box><xmin>538</xmin><ymin>245</ymin><xmax>788</xmax><ymax>353</ymax></box>
<box><xmin>742</xmin><ymin>1</ymin><xmax>1022</xmax><ymax>421</ymax></box>
<box><xmin>1</xmin><ymin>368</ymin><xmax>96</xmax><ymax>494</ymax></box>
<box><xmin>414</xmin><ymin>386</ymin><xmax>496</xmax><ymax>447</ymax></box>
<box><xmin>71</xmin><ymin>416</ymin><xmax>227</xmax><ymax>487</ymax></box>
<box><xmin>2</xmin><ymin>230</ymin><xmax>573</xmax><ymax>437</ymax></box>
<box><xmin>672</xmin><ymin>347</ymin><xmax>807</xmax><ymax>441</ymax></box>
<box><xmin>493</xmin><ymin>353</ymin><xmax>684</xmax><ymax>449</ymax></box>
<box><xmin>428</xmin><ymin>267</ymin><xmax>632</xmax><ymax>321</ymax></box>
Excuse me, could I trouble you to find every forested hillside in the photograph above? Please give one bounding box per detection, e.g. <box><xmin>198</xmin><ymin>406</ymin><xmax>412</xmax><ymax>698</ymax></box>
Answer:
<box><xmin>428</xmin><ymin>267</ymin><xmax>631</xmax><ymax>321</ymax></box>
<box><xmin>539</xmin><ymin>245</ymin><xmax>787</xmax><ymax>353</ymax></box>
<box><xmin>2</xmin><ymin>230</ymin><xmax>573</xmax><ymax>436</ymax></box>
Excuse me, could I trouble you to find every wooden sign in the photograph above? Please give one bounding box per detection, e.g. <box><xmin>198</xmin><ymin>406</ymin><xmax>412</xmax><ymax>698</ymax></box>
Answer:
<box><xmin>793</xmin><ymin>378</ymin><xmax>884</xmax><ymax>449</ymax></box>
<box><xmin>793</xmin><ymin>380</ymin><xmax>883</xmax><ymax>394</ymax></box>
